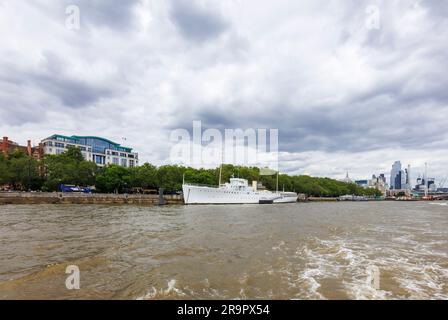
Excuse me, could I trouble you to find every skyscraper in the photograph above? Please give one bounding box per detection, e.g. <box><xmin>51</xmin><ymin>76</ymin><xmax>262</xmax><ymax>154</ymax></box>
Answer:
<box><xmin>404</xmin><ymin>164</ymin><xmax>412</xmax><ymax>190</ymax></box>
<box><xmin>390</xmin><ymin>161</ymin><xmax>404</xmax><ymax>190</ymax></box>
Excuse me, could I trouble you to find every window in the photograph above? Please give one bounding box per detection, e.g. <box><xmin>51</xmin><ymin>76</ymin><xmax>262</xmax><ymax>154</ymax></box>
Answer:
<box><xmin>129</xmin><ymin>160</ymin><xmax>135</xmax><ymax>168</ymax></box>
<box><xmin>121</xmin><ymin>159</ymin><xmax>127</xmax><ymax>167</ymax></box>
<box><xmin>55</xmin><ymin>142</ymin><xmax>64</xmax><ymax>148</ymax></box>
<box><xmin>113</xmin><ymin>158</ymin><xmax>119</xmax><ymax>165</ymax></box>
<box><xmin>95</xmin><ymin>155</ymin><xmax>105</xmax><ymax>165</ymax></box>
<box><xmin>120</xmin><ymin>153</ymin><xmax>127</xmax><ymax>157</ymax></box>
<box><xmin>78</xmin><ymin>137</ymin><xmax>114</xmax><ymax>154</ymax></box>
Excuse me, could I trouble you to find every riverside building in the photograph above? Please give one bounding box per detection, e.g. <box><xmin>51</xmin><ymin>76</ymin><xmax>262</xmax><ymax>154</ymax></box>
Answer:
<box><xmin>41</xmin><ymin>135</ymin><xmax>138</xmax><ymax>168</ymax></box>
<box><xmin>1</xmin><ymin>136</ymin><xmax>43</xmax><ymax>160</ymax></box>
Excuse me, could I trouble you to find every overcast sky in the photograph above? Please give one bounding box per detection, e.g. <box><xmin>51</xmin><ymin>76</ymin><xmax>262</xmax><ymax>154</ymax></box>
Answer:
<box><xmin>1</xmin><ymin>0</ymin><xmax>447</xmax><ymax>182</ymax></box>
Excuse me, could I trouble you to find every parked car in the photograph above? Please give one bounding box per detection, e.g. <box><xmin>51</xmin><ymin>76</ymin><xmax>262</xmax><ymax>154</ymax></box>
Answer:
<box><xmin>59</xmin><ymin>184</ymin><xmax>93</xmax><ymax>194</ymax></box>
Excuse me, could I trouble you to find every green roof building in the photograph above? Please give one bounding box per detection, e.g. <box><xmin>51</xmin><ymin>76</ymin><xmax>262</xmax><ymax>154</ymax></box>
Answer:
<box><xmin>41</xmin><ymin>134</ymin><xmax>139</xmax><ymax>167</ymax></box>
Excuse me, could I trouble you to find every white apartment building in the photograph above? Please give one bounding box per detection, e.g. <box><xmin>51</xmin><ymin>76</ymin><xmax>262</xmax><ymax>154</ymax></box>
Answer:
<box><xmin>41</xmin><ymin>135</ymin><xmax>139</xmax><ymax>168</ymax></box>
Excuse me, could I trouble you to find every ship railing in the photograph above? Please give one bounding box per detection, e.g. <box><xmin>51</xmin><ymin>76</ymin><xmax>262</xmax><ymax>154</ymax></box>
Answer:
<box><xmin>183</xmin><ymin>183</ymin><xmax>220</xmax><ymax>188</ymax></box>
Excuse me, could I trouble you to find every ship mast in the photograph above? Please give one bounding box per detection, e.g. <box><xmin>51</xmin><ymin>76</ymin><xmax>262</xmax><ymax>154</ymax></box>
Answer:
<box><xmin>276</xmin><ymin>171</ymin><xmax>279</xmax><ymax>193</ymax></box>
<box><xmin>219</xmin><ymin>141</ymin><xmax>224</xmax><ymax>187</ymax></box>
<box><xmin>424</xmin><ymin>162</ymin><xmax>428</xmax><ymax>197</ymax></box>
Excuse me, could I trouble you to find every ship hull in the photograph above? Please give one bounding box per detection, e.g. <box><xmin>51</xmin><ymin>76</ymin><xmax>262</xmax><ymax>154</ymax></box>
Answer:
<box><xmin>273</xmin><ymin>194</ymin><xmax>298</xmax><ymax>203</ymax></box>
<box><xmin>182</xmin><ymin>185</ymin><xmax>280</xmax><ymax>204</ymax></box>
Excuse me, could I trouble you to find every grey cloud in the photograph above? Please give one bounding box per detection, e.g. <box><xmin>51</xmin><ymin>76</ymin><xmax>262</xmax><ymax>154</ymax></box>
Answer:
<box><xmin>0</xmin><ymin>52</ymin><xmax>117</xmax><ymax>112</ymax></box>
<box><xmin>75</xmin><ymin>0</ymin><xmax>140</xmax><ymax>30</ymax></box>
<box><xmin>1</xmin><ymin>0</ymin><xmax>448</xmax><ymax>179</ymax></box>
<box><xmin>420</xmin><ymin>0</ymin><xmax>448</xmax><ymax>17</ymax></box>
<box><xmin>166</xmin><ymin>81</ymin><xmax>448</xmax><ymax>156</ymax></box>
<box><xmin>32</xmin><ymin>0</ymin><xmax>141</xmax><ymax>31</ymax></box>
<box><xmin>30</xmin><ymin>73</ymin><xmax>112</xmax><ymax>108</ymax></box>
<box><xmin>169</xmin><ymin>0</ymin><xmax>229</xmax><ymax>42</ymax></box>
<box><xmin>0</xmin><ymin>102</ymin><xmax>47</xmax><ymax>126</ymax></box>
<box><xmin>0</xmin><ymin>75</ymin><xmax>48</xmax><ymax>125</ymax></box>
<box><xmin>34</xmin><ymin>52</ymin><xmax>115</xmax><ymax>107</ymax></box>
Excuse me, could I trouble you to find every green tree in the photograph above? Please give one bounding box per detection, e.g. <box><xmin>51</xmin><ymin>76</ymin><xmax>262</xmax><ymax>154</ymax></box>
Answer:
<box><xmin>6</xmin><ymin>150</ymin><xmax>42</xmax><ymax>190</ymax></box>
<box><xmin>183</xmin><ymin>167</ymin><xmax>216</xmax><ymax>186</ymax></box>
<box><xmin>132</xmin><ymin>163</ymin><xmax>158</xmax><ymax>189</ymax></box>
<box><xmin>76</xmin><ymin>161</ymin><xmax>97</xmax><ymax>187</ymax></box>
<box><xmin>0</xmin><ymin>153</ymin><xmax>10</xmax><ymax>186</ymax></box>
<box><xmin>43</xmin><ymin>146</ymin><xmax>97</xmax><ymax>191</ymax></box>
<box><xmin>156</xmin><ymin>165</ymin><xmax>185</xmax><ymax>192</ymax></box>
<box><xmin>64</xmin><ymin>147</ymin><xmax>84</xmax><ymax>162</ymax></box>
<box><xmin>96</xmin><ymin>165</ymin><xmax>131</xmax><ymax>193</ymax></box>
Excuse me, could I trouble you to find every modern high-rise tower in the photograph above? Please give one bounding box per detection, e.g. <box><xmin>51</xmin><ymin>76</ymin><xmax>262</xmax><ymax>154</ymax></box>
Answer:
<box><xmin>390</xmin><ymin>161</ymin><xmax>406</xmax><ymax>190</ymax></box>
<box><xmin>404</xmin><ymin>164</ymin><xmax>411</xmax><ymax>190</ymax></box>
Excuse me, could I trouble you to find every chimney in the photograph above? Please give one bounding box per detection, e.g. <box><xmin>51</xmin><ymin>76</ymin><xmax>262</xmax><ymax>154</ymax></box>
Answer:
<box><xmin>1</xmin><ymin>137</ymin><xmax>8</xmax><ymax>154</ymax></box>
<box><xmin>27</xmin><ymin>140</ymin><xmax>32</xmax><ymax>156</ymax></box>
<box><xmin>252</xmin><ymin>181</ymin><xmax>258</xmax><ymax>191</ymax></box>
<box><xmin>38</xmin><ymin>143</ymin><xmax>44</xmax><ymax>159</ymax></box>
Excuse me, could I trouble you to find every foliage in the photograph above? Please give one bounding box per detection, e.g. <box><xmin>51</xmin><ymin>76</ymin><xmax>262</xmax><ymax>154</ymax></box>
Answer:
<box><xmin>156</xmin><ymin>165</ymin><xmax>185</xmax><ymax>192</ymax></box>
<box><xmin>0</xmin><ymin>153</ymin><xmax>9</xmax><ymax>185</ymax></box>
<box><xmin>130</xmin><ymin>163</ymin><xmax>158</xmax><ymax>190</ymax></box>
<box><xmin>42</xmin><ymin>146</ymin><xmax>96</xmax><ymax>191</ymax></box>
<box><xmin>95</xmin><ymin>165</ymin><xmax>131</xmax><ymax>193</ymax></box>
<box><xmin>0</xmin><ymin>150</ymin><xmax>42</xmax><ymax>190</ymax></box>
<box><xmin>1</xmin><ymin>147</ymin><xmax>383</xmax><ymax>197</ymax></box>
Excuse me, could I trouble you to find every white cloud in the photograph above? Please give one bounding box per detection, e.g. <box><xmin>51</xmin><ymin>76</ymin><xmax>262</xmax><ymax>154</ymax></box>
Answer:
<box><xmin>0</xmin><ymin>0</ymin><xmax>447</xmax><ymax>181</ymax></box>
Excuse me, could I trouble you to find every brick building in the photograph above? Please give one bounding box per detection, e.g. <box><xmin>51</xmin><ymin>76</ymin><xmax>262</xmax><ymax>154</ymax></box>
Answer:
<box><xmin>1</xmin><ymin>136</ymin><xmax>44</xmax><ymax>160</ymax></box>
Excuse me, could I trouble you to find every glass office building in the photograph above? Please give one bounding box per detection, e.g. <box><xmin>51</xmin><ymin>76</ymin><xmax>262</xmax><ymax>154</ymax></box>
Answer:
<box><xmin>390</xmin><ymin>161</ymin><xmax>406</xmax><ymax>190</ymax></box>
<box><xmin>41</xmin><ymin>135</ymin><xmax>138</xmax><ymax>167</ymax></box>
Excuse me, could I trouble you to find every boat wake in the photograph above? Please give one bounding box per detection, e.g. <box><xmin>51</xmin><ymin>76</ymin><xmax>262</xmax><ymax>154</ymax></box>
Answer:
<box><xmin>429</xmin><ymin>202</ymin><xmax>447</xmax><ymax>206</ymax></box>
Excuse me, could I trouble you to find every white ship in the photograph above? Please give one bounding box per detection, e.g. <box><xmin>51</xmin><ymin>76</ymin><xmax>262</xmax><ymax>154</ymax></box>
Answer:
<box><xmin>274</xmin><ymin>191</ymin><xmax>300</xmax><ymax>203</ymax></box>
<box><xmin>182</xmin><ymin>178</ymin><xmax>298</xmax><ymax>205</ymax></box>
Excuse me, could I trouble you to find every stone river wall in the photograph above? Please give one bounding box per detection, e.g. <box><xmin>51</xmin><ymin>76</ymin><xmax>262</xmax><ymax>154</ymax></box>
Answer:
<box><xmin>0</xmin><ymin>192</ymin><xmax>184</xmax><ymax>205</ymax></box>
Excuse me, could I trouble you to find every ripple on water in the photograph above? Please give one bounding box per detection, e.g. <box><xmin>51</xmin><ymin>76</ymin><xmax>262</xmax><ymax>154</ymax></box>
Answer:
<box><xmin>1</xmin><ymin>203</ymin><xmax>447</xmax><ymax>299</ymax></box>
<box><xmin>292</xmin><ymin>234</ymin><xmax>448</xmax><ymax>300</ymax></box>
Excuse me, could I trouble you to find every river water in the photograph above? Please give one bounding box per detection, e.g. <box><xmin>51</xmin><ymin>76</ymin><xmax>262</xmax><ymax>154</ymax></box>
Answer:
<box><xmin>0</xmin><ymin>202</ymin><xmax>447</xmax><ymax>300</ymax></box>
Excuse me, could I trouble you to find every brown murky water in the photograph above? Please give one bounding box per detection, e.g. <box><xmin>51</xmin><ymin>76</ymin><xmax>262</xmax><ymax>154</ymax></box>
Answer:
<box><xmin>0</xmin><ymin>202</ymin><xmax>447</xmax><ymax>300</ymax></box>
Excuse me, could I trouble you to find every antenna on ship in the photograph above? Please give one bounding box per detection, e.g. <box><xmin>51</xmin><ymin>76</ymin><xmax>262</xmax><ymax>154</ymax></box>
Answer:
<box><xmin>424</xmin><ymin>162</ymin><xmax>428</xmax><ymax>197</ymax></box>
<box><xmin>276</xmin><ymin>171</ymin><xmax>279</xmax><ymax>194</ymax></box>
<box><xmin>218</xmin><ymin>141</ymin><xmax>224</xmax><ymax>187</ymax></box>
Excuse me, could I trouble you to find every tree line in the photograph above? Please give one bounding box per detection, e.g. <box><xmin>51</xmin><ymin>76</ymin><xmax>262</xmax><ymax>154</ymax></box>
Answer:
<box><xmin>0</xmin><ymin>147</ymin><xmax>382</xmax><ymax>197</ymax></box>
